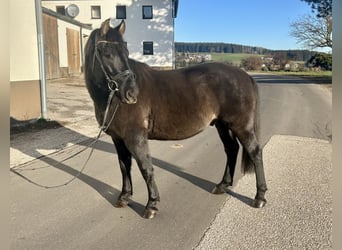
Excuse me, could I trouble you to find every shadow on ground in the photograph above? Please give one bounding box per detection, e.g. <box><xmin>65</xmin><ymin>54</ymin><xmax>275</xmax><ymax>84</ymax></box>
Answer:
<box><xmin>252</xmin><ymin>74</ymin><xmax>332</xmax><ymax>84</ymax></box>
<box><xmin>11</xmin><ymin>119</ymin><xmax>252</xmax><ymax>216</ymax></box>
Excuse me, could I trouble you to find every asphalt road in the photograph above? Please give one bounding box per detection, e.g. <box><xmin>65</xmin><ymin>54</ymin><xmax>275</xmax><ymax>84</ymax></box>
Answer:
<box><xmin>255</xmin><ymin>74</ymin><xmax>332</xmax><ymax>144</ymax></box>
<box><xmin>10</xmin><ymin>74</ymin><xmax>332</xmax><ymax>249</ymax></box>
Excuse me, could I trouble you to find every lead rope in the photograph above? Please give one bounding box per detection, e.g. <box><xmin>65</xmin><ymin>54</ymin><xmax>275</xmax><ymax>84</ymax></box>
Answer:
<box><xmin>10</xmin><ymin>88</ymin><xmax>120</xmax><ymax>189</ymax></box>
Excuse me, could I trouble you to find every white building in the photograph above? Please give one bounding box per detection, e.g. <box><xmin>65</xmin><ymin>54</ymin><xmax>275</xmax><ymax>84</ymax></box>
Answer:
<box><xmin>42</xmin><ymin>0</ymin><xmax>179</xmax><ymax>69</ymax></box>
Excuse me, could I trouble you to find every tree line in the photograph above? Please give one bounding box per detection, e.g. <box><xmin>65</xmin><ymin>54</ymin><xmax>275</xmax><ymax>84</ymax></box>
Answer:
<box><xmin>175</xmin><ymin>42</ymin><xmax>315</xmax><ymax>62</ymax></box>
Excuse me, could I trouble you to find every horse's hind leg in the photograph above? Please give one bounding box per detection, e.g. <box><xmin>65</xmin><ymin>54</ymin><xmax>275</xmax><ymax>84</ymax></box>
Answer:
<box><xmin>235</xmin><ymin>129</ymin><xmax>267</xmax><ymax>208</ymax></box>
<box><xmin>212</xmin><ymin>120</ymin><xmax>239</xmax><ymax>194</ymax></box>
<box><xmin>113</xmin><ymin>138</ymin><xmax>133</xmax><ymax>207</ymax></box>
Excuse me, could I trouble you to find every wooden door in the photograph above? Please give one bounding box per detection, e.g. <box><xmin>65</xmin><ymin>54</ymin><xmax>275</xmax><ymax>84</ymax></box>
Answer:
<box><xmin>66</xmin><ymin>28</ymin><xmax>81</xmax><ymax>76</ymax></box>
<box><xmin>43</xmin><ymin>14</ymin><xmax>60</xmax><ymax>79</ymax></box>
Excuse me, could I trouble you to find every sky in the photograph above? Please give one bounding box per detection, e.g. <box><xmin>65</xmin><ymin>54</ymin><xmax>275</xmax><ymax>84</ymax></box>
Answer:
<box><xmin>174</xmin><ymin>0</ymin><xmax>315</xmax><ymax>50</ymax></box>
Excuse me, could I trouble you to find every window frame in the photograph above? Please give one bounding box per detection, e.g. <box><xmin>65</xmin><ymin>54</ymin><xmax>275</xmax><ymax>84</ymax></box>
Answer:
<box><xmin>116</xmin><ymin>5</ymin><xmax>127</xmax><ymax>19</ymax></box>
<box><xmin>142</xmin><ymin>5</ymin><xmax>153</xmax><ymax>19</ymax></box>
<box><xmin>143</xmin><ymin>41</ymin><xmax>154</xmax><ymax>55</ymax></box>
<box><xmin>56</xmin><ymin>6</ymin><xmax>66</xmax><ymax>15</ymax></box>
<box><xmin>91</xmin><ymin>6</ymin><xmax>101</xmax><ymax>19</ymax></box>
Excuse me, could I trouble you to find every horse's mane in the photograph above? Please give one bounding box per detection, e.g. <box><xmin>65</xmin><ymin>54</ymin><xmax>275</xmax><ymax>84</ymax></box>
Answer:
<box><xmin>84</xmin><ymin>29</ymin><xmax>99</xmax><ymax>79</ymax></box>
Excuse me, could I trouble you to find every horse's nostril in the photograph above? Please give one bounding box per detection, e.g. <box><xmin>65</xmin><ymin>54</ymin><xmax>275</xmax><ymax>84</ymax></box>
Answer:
<box><xmin>125</xmin><ymin>90</ymin><xmax>137</xmax><ymax>104</ymax></box>
<box><xmin>126</xmin><ymin>90</ymin><xmax>133</xmax><ymax>98</ymax></box>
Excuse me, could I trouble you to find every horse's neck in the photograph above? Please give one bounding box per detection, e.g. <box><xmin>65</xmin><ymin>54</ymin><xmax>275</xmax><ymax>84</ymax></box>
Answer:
<box><xmin>87</xmin><ymin>76</ymin><xmax>110</xmax><ymax>110</ymax></box>
<box><xmin>130</xmin><ymin>57</ymin><xmax>155</xmax><ymax>70</ymax></box>
<box><xmin>128</xmin><ymin>59</ymin><xmax>154</xmax><ymax>84</ymax></box>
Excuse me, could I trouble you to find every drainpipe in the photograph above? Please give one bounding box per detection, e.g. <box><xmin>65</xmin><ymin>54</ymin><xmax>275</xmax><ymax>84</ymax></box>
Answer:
<box><xmin>80</xmin><ymin>27</ymin><xmax>84</xmax><ymax>72</ymax></box>
<box><xmin>35</xmin><ymin>0</ymin><xmax>48</xmax><ymax>119</ymax></box>
<box><xmin>172</xmin><ymin>17</ymin><xmax>175</xmax><ymax>69</ymax></box>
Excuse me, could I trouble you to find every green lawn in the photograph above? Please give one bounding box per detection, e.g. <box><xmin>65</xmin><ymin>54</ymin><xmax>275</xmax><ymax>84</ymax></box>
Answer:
<box><xmin>210</xmin><ymin>53</ymin><xmax>260</xmax><ymax>65</ymax></box>
<box><xmin>254</xmin><ymin>70</ymin><xmax>332</xmax><ymax>84</ymax></box>
<box><xmin>267</xmin><ymin>70</ymin><xmax>332</xmax><ymax>77</ymax></box>
<box><xmin>286</xmin><ymin>71</ymin><xmax>332</xmax><ymax>84</ymax></box>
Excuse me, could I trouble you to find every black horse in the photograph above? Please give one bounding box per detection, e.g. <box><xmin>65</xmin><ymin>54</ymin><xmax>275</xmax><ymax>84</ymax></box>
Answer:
<box><xmin>84</xmin><ymin>19</ymin><xmax>267</xmax><ymax>219</ymax></box>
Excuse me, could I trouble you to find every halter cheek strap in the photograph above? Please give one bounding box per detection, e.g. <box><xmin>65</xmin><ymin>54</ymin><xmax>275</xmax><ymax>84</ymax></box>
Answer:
<box><xmin>93</xmin><ymin>41</ymin><xmax>135</xmax><ymax>93</ymax></box>
<box><xmin>93</xmin><ymin>40</ymin><xmax>136</xmax><ymax>131</ymax></box>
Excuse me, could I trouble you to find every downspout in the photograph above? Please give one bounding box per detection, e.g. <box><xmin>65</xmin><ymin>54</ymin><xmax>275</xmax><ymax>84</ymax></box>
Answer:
<box><xmin>173</xmin><ymin>17</ymin><xmax>175</xmax><ymax>69</ymax></box>
<box><xmin>80</xmin><ymin>27</ymin><xmax>84</xmax><ymax>72</ymax></box>
<box><xmin>35</xmin><ymin>0</ymin><xmax>48</xmax><ymax>119</ymax></box>
<box><xmin>172</xmin><ymin>0</ymin><xmax>179</xmax><ymax>69</ymax></box>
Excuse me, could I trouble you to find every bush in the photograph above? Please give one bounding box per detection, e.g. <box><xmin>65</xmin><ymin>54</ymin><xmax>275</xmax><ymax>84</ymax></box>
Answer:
<box><xmin>241</xmin><ymin>56</ymin><xmax>263</xmax><ymax>70</ymax></box>
<box><xmin>307</xmin><ymin>53</ymin><xmax>332</xmax><ymax>70</ymax></box>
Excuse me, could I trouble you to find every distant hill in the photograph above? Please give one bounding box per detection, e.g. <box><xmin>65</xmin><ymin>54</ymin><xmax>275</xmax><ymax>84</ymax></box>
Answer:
<box><xmin>175</xmin><ymin>42</ymin><xmax>315</xmax><ymax>62</ymax></box>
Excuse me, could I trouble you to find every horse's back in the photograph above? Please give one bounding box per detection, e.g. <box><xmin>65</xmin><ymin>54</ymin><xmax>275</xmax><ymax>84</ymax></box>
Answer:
<box><xmin>179</xmin><ymin>62</ymin><xmax>257</xmax><ymax>113</ymax></box>
<box><xmin>182</xmin><ymin>62</ymin><xmax>254</xmax><ymax>89</ymax></box>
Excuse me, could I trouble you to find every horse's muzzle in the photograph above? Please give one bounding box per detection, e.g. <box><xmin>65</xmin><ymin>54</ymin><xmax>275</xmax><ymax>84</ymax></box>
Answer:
<box><xmin>123</xmin><ymin>89</ymin><xmax>138</xmax><ymax>104</ymax></box>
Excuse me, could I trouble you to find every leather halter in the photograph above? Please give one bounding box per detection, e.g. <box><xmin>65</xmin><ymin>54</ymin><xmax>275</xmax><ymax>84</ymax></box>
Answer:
<box><xmin>93</xmin><ymin>40</ymin><xmax>135</xmax><ymax>92</ymax></box>
<box><xmin>93</xmin><ymin>40</ymin><xmax>136</xmax><ymax>131</ymax></box>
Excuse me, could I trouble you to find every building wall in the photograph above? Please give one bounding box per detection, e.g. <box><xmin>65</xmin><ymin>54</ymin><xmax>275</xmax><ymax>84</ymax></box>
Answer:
<box><xmin>42</xmin><ymin>0</ymin><xmax>175</xmax><ymax>68</ymax></box>
<box><xmin>56</xmin><ymin>19</ymin><xmax>90</xmax><ymax>75</ymax></box>
<box><xmin>10</xmin><ymin>0</ymin><xmax>41</xmax><ymax>121</ymax></box>
<box><xmin>42</xmin><ymin>9</ymin><xmax>92</xmax><ymax>79</ymax></box>
<box><xmin>124</xmin><ymin>0</ymin><xmax>175</xmax><ymax>68</ymax></box>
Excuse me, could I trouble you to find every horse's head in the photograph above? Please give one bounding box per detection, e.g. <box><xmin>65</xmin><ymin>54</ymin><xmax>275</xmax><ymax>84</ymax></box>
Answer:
<box><xmin>94</xmin><ymin>19</ymin><xmax>138</xmax><ymax>104</ymax></box>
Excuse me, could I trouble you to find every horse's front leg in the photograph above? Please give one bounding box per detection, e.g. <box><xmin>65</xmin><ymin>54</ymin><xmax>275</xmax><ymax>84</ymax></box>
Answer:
<box><xmin>113</xmin><ymin>138</ymin><xmax>133</xmax><ymax>208</ymax></box>
<box><xmin>125</xmin><ymin>134</ymin><xmax>160</xmax><ymax>219</ymax></box>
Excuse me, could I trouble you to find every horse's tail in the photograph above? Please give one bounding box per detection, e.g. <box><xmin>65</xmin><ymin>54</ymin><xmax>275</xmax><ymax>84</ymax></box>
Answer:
<box><xmin>241</xmin><ymin>77</ymin><xmax>260</xmax><ymax>174</ymax></box>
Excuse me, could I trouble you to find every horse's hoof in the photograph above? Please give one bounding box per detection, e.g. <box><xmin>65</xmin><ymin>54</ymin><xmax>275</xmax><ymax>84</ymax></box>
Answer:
<box><xmin>114</xmin><ymin>199</ymin><xmax>129</xmax><ymax>208</ymax></box>
<box><xmin>142</xmin><ymin>207</ymin><xmax>158</xmax><ymax>219</ymax></box>
<box><xmin>212</xmin><ymin>185</ymin><xmax>227</xmax><ymax>195</ymax></box>
<box><xmin>252</xmin><ymin>198</ymin><xmax>267</xmax><ymax>208</ymax></box>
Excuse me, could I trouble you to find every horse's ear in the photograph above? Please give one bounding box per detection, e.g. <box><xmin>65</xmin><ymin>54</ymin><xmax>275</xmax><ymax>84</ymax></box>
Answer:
<box><xmin>100</xmin><ymin>18</ymin><xmax>111</xmax><ymax>36</ymax></box>
<box><xmin>117</xmin><ymin>20</ymin><xmax>126</xmax><ymax>35</ymax></box>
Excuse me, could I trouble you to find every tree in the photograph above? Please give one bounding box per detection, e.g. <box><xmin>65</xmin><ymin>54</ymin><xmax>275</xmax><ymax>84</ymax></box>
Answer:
<box><xmin>290</xmin><ymin>0</ymin><xmax>332</xmax><ymax>50</ymax></box>
<box><xmin>300</xmin><ymin>0</ymin><xmax>332</xmax><ymax>18</ymax></box>
<box><xmin>290</xmin><ymin>14</ymin><xmax>332</xmax><ymax>49</ymax></box>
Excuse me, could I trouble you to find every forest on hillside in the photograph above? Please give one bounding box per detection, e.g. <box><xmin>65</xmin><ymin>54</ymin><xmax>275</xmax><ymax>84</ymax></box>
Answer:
<box><xmin>175</xmin><ymin>42</ymin><xmax>315</xmax><ymax>62</ymax></box>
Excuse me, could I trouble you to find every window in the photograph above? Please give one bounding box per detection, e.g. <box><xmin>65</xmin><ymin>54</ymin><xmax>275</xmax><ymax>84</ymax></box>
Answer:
<box><xmin>56</xmin><ymin>6</ymin><xmax>66</xmax><ymax>15</ymax></box>
<box><xmin>143</xmin><ymin>42</ymin><xmax>153</xmax><ymax>55</ymax></box>
<box><xmin>142</xmin><ymin>5</ymin><xmax>153</xmax><ymax>19</ymax></box>
<box><xmin>116</xmin><ymin>6</ymin><xmax>126</xmax><ymax>19</ymax></box>
<box><xmin>91</xmin><ymin>6</ymin><xmax>101</xmax><ymax>19</ymax></box>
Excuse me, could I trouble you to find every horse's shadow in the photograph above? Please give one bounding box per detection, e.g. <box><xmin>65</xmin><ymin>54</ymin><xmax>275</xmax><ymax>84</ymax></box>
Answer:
<box><xmin>10</xmin><ymin>120</ymin><xmax>121</xmax><ymax>206</ymax></box>
<box><xmin>10</xmin><ymin>120</ymin><xmax>251</xmax><ymax>216</ymax></box>
<box><xmin>226</xmin><ymin>190</ymin><xmax>255</xmax><ymax>207</ymax></box>
<box><xmin>152</xmin><ymin>158</ymin><xmax>215</xmax><ymax>193</ymax></box>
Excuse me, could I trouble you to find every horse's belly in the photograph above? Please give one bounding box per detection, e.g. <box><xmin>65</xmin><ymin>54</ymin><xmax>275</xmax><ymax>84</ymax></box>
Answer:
<box><xmin>148</xmin><ymin>114</ymin><xmax>215</xmax><ymax>140</ymax></box>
